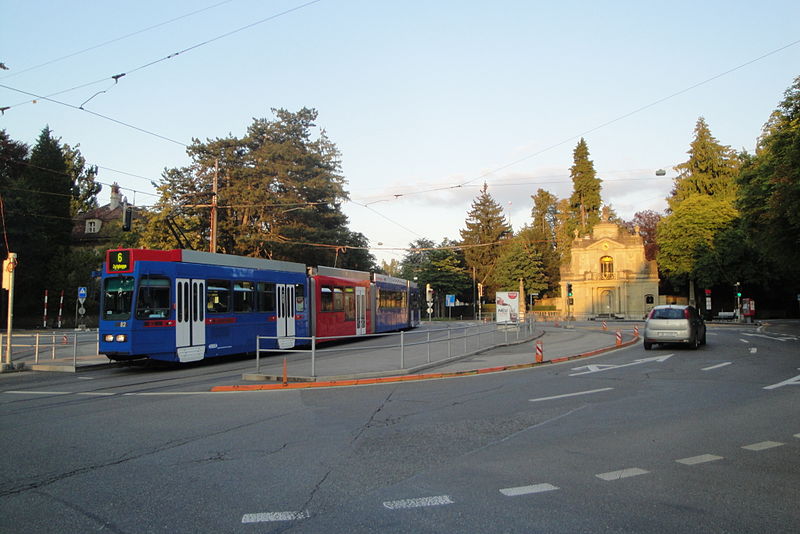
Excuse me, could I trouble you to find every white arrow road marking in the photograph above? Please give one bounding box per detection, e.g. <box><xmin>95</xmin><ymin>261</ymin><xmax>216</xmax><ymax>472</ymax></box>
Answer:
<box><xmin>596</xmin><ymin>468</ymin><xmax>649</xmax><ymax>481</ymax></box>
<box><xmin>529</xmin><ymin>387</ymin><xmax>614</xmax><ymax>403</ymax></box>
<box><xmin>570</xmin><ymin>355</ymin><xmax>672</xmax><ymax>376</ymax></box>
<box><xmin>742</xmin><ymin>441</ymin><xmax>784</xmax><ymax>451</ymax></box>
<box><xmin>383</xmin><ymin>496</ymin><xmax>453</xmax><ymax>509</ymax></box>
<box><xmin>676</xmin><ymin>454</ymin><xmax>724</xmax><ymax>465</ymax></box>
<box><xmin>764</xmin><ymin>371</ymin><xmax>800</xmax><ymax>390</ymax></box>
<box><xmin>242</xmin><ymin>511</ymin><xmax>309</xmax><ymax>523</ymax></box>
<box><xmin>500</xmin><ymin>483</ymin><xmax>559</xmax><ymax>496</ymax></box>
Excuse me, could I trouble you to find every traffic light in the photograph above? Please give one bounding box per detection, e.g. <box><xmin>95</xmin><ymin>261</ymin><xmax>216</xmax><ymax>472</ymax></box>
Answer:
<box><xmin>736</xmin><ymin>290</ymin><xmax>742</xmax><ymax>298</ymax></box>
<box><xmin>477</xmin><ymin>282</ymin><xmax>484</xmax><ymax>298</ymax></box>
<box><xmin>567</xmin><ymin>283</ymin><xmax>573</xmax><ymax>297</ymax></box>
<box><xmin>426</xmin><ymin>283</ymin><xmax>434</xmax><ymax>303</ymax></box>
<box><xmin>122</xmin><ymin>206</ymin><xmax>133</xmax><ymax>231</ymax></box>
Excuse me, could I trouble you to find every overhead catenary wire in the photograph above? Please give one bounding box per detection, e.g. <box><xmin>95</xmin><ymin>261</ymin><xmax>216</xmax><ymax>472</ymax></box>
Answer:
<box><xmin>0</xmin><ymin>0</ymin><xmax>238</xmax><ymax>81</ymax></box>
<box><xmin>0</xmin><ymin>0</ymin><xmax>323</xmax><ymax>112</ymax></box>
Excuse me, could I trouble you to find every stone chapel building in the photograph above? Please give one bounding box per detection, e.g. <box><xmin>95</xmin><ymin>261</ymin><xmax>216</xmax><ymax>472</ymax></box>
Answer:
<box><xmin>560</xmin><ymin>212</ymin><xmax>659</xmax><ymax>319</ymax></box>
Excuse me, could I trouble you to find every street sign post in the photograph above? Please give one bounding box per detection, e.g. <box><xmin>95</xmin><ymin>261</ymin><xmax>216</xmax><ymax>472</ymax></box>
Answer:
<box><xmin>76</xmin><ymin>286</ymin><xmax>88</xmax><ymax>329</ymax></box>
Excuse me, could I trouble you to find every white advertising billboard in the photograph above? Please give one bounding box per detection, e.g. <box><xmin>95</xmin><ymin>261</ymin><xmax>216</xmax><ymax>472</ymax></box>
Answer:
<box><xmin>495</xmin><ymin>291</ymin><xmax>520</xmax><ymax>323</ymax></box>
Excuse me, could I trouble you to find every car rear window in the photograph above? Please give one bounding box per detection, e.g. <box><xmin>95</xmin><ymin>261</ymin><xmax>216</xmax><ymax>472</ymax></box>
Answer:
<box><xmin>651</xmin><ymin>308</ymin><xmax>684</xmax><ymax>319</ymax></box>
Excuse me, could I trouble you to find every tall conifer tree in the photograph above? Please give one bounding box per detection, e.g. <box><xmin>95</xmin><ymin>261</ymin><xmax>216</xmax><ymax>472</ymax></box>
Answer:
<box><xmin>669</xmin><ymin>117</ymin><xmax>739</xmax><ymax>211</ymax></box>
<box><xmin>568</xmin><ymin>138</ymin><xmax>602</xmax><ymax>234</ymax></box>
<box><xmin>459</xmin><ymin>183</ymin><xmax>511</xmax><ymax>297</ymax></box>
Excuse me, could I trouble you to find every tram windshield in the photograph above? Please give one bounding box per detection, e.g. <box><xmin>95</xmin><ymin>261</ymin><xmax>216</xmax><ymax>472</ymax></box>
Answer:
<box><xmin>136</xmin><ymin>277</ymin><xmax>171</xmax><ymax>319</ymax></box>
<box><xmin>103</xmin><ymin>276</ymin><xmax>134</xmax><ymax>320</ymax></box>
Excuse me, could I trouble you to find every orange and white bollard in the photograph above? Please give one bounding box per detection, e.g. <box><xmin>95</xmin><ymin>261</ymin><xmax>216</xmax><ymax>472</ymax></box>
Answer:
<box><xmin>535</xmin><ymin>340</ymin><xmax>543</xmax><ymax>363</ymax></box>
<box><xmin>615</xmin><ymin>330</ymin><xmax>622</xmax><ymax>346</ymax></box>
<box><xmin>602</xmin><ymin>320</ymin><xmax>607</xmax><ymax>330</ymax></box>
<box><xmin>282</xmin><ymin>357</ymin><xmax>288</xmax><ymax>386</ymax></box>
<box><xmin>634</xmin><ymin>325</ymin><xmax>639</xmax><ymax>337</ymax></box>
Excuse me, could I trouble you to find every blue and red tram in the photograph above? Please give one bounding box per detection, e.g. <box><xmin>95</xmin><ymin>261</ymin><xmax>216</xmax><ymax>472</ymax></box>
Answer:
<box><xmin>372</xmin><ymin>273</ymin><xmax>421</xmax><ymax>333</ymax></box>
<box><xmin>309</xmin><ymin>266</ymin><xmax>371</xmax><ymax>339</ymax></box>
<box><xmin>99</xmin><ymin>248</ymin><xmax>420</xmax><ymax>363</ymax></box>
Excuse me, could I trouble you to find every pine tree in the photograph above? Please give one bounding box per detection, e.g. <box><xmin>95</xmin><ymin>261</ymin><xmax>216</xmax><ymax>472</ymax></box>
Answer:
<box><xmin>521</xmin><ymin>188</ymin><xmax>561</xmax><ymax>295</ymax></box>
<box><xmin>151</xmin><ymin>108</ymin><xmax>375</xmax><ymax>270</ymax></box>
<box><xmin>568</xmin><ymin>138</ymin><xmax>602</xmax><ymax>234</ymax></box>
<box><xmin>658</xmin><ymin>118</ymin><xmax>740</xmax><ymax>302</ymax></box>
<box><xmin>7</xmin><ymin>127</ymin><xmax>72</xmax><ymax>317</ymax></box>
<box><xmin>459</xmin><ymin>183</ymin><xmax>512</xmax><ymax>297</ymax></box>
<box><xmin>669</xmin><ymin>117</ymin><xmax>739</xmax><ymax>211</ymax></box>
<box><xmin>494</xmin><ymin>239</ymin><xmax>547</xmax><ymax>295</ymax></box>
<box><xmin>63</xmin><ymin>143</ymin><xmax>101</xmax><ymax>215</ymax></box>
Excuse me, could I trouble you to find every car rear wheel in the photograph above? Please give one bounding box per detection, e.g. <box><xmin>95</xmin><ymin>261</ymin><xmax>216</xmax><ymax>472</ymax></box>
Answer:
<box><xmin>643</xmin><ymin>341</ymin><xmax>652</xmax><ymax>350</ymax></box>
<box><xmin>691</xmin><ymin>335</ymin><xmax>700</xmax><ymax>350</ymax></box>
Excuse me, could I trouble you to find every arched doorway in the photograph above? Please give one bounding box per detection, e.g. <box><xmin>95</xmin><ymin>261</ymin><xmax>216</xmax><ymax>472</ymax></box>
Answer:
<box><xmin>599</xmin><ymin>289</ymin><xmax>616</xmax><ymax>316</ymax></box>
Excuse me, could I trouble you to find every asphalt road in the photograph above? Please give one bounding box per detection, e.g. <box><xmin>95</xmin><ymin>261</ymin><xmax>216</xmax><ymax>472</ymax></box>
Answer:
<box><xmin>0</xmin><ymin>324</ymin><xmax>797</xmax><ymax>533</ymax></box>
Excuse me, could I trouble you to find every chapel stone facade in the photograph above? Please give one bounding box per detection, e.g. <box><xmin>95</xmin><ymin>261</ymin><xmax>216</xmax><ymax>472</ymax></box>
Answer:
<box><xmin>560</xmin><ymin>213</ymin><xmax>659</xmax><ymax>320</ymax></box>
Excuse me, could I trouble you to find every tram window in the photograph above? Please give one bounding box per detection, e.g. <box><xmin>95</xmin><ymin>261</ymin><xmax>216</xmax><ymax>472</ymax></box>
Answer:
<box><xmin>103</xmin><ymin>276</ymin><xmax>134</xmax><ymax>320</ymax></box>
<box><xmin>295</xmin><ymin>284</ymin><xmax>305</xmax><ymax>312</ymax></box>
<box><xmin>135</xmin><ymin>277</ymin><xmax>170</xmax><ymax>319</ymax></box>
<box><xmin>234</xmin><ymin>281</ymin><xmax>255</xmax><ymax>313</ymax></box>
<box><xmin>333</xmin><ymin>288</ymin><xmax>344</xmax><ymax>312</ymax></box>
<box><xmin>256</xmin><ymin>282</ymin><xmax>276</xmax><ymax>312</ymax></box>
<box><xmin>207</xmin><ymin>280</ymin><xmax>230</xmax><ymax>313</ymax></box>
<box><xmin>321</xmin><ymin>286</ymin><xmax>334</xmax><ymax>312</ymax></box>
<box><xmin>344</xmin><ymin>287</ymin><xmax>355</xmax><ymax>321</ymax></box>
<box><xmin>379</xmin><ymin>289</ymin><xmax>405</xmax><ymax>309</ymax></box>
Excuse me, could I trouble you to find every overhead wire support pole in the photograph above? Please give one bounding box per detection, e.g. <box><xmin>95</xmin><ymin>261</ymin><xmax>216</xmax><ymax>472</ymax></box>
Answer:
<box><xmin>211</xmin><ymin>159</ymin><xmax>218</xmax><ymax>253</ymax></box>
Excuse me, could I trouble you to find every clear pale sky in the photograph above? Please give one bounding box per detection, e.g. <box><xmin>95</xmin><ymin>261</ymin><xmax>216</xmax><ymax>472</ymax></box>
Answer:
<box><xmin>2</xmin><ymin>1</ymin><xmax>799</xmax><ymax>266</ymax></box>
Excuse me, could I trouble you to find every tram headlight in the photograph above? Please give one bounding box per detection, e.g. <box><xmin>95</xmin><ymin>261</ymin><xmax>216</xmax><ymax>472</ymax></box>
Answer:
<box><xmin>104</xmin><ymin>334</ymin><xmax>114</xmax><ymax>342</ymax></box>
<box><xmin>115</xmin><ymin>334</ymin><xmax>127</xmax><ymax>343</ymax></box>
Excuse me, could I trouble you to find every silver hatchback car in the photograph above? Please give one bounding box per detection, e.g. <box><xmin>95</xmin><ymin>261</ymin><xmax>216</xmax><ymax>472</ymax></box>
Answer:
<box><xmin>643</xmin><ymin>304</ymin><xmax>706</xmax><ymax>350</ymax></box>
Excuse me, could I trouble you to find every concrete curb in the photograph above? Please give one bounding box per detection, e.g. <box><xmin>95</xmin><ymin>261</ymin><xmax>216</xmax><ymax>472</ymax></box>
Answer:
<box><xmin>212</xmin><ymin>333</ymin><xmax>639</xmax><ymax>392</ymax></box>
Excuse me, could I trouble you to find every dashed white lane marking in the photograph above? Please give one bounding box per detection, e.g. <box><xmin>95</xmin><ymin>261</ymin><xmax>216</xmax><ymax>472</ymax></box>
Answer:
<box><xmin>4</xmin><ymin>390</ymin><xmax>71</xmax><ymax>395</ymax></box>
<box><xmin>702</xmin><ymin>362</ymin><xmax>732</xmax><ymax>371</ymax></box>
<box><xmin>742</xmin><ymin>441</ymin><xmax>784</xmax><ymax>451</ymax></box>
<box><xmin>77</xmin><ymin>392</ymin><xmax>116</xmax><ymax>396</ymax></box>
<box><xmin>529</xmin><ymin>387</ymin><xmax>614</xmax><ymax>403</ymax></box>
<box><xmin>676</xmin><ymin>454</ymin><xmax>724</xmax><ymax>465</ymax></box>
<box><xmin>739</xmin><ymin>338</ymin><xmax>750</xmax><ymax>343</ymax></box>
<box><xmin>241</xmin><ymin>511</ymin><xmax>309</xmax><ymax>523</ymax></box>
<box><xmin>383</xmin><ymin>495</ymin><xmax>454</xmax><ymax>510</ymax></box>
<box><xmin>500</xmin><ymin>483</ymin><xmax>559</xmax><ymax>496</ymax></box>
<box><xmin>595</xmin><ymin>468</ymin><xmax>649</xmax><ymax>481</ymax></box>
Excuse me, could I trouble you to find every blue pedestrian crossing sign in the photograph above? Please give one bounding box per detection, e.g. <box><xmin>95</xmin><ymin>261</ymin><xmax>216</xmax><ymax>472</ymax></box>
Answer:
<box><xmin>78</xmin><ymin>286</ymin><xmax>87</xmax><ymax>302</ymax></box>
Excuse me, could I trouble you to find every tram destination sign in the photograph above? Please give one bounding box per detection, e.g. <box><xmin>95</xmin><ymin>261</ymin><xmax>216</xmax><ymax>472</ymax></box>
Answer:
<box><xmin>108</xmin><ymin>249</ymin><xmax>131</xmax><ymax>272</ymax></box>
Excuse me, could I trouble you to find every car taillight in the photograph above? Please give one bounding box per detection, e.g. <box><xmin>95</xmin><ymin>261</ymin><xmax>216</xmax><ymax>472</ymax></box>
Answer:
<box><xmin>684</xmin><ymin>309</ymin><xmax>691</xmax><ymax>319</ymax></box>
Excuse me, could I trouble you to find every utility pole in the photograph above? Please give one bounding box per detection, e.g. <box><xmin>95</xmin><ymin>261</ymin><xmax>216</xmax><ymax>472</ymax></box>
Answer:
<box><xmin>2</xmin><ymin>253</ymin><xmax>17</xmax><ymax>367</ymax></box>
<box><xmin>210</xmin><ymin>158</ymin><xmax>219</xmax><ymax>253</ymax></box>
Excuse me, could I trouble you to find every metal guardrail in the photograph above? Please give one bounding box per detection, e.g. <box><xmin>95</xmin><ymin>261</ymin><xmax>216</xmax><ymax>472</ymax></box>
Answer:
<box><xmin>254</xmin><ymin>320</ymin><xmax>538</xmax><ymax>379</ymax></box>
<box><xmin>0</xmin><ymin>331</ymin><xmax>101</xmax><ymax>369</ymax></box>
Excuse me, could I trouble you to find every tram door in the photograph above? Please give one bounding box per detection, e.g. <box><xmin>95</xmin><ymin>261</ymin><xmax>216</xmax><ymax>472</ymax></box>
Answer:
<box><xmin>276</xmin><ymin>284</ymin><xmax>296</xmax><ymax>349</ymax></box>
<box><xmin>356</xmin><ymin>286</ymin><xmax>367</xmax><ymax>335</ymax></box>
<box><xmin>175</xmin><ymin>279</ymin><xmax>206</xmax><ymax>362</ymax></box>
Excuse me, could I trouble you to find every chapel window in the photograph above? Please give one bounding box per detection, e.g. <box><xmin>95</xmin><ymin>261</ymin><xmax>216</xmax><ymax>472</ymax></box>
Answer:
<box><xmin>600</xmin><ymin>256</ymin><xmax>614</xmax><ymax>280</ymax></box>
